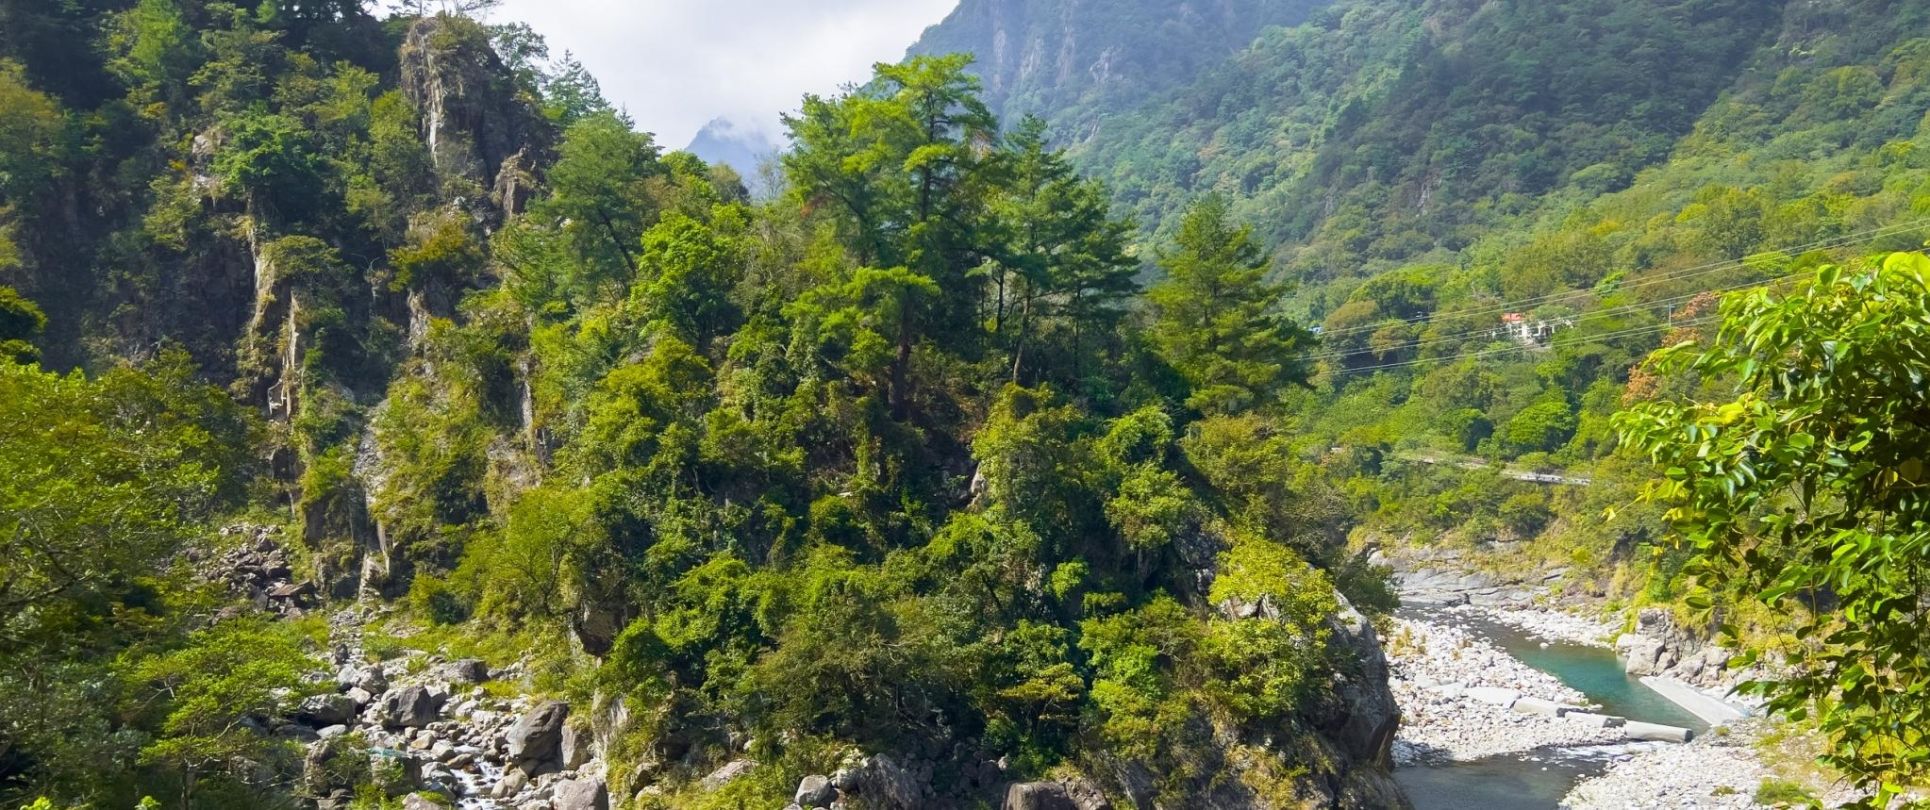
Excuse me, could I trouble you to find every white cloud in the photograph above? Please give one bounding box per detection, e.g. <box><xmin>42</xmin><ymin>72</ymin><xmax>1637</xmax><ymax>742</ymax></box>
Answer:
<box><xmin>486</xmin><ymin>0</ymin><xmax>959</xmax><ymax>148</ymax></box>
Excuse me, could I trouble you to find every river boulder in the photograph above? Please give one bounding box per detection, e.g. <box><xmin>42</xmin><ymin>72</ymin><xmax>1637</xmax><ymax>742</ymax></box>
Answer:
<box><xmin>506</xmin><ymin>700</ymin><xmax>569</xmax><ymax>773</ymax></box>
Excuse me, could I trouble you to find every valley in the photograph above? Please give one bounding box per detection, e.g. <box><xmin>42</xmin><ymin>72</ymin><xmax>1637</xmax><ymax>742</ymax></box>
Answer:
<box><xmin>4</xmin><ymin>0</ymin><xmax>1930</xmax><ymax>808</ymax></box>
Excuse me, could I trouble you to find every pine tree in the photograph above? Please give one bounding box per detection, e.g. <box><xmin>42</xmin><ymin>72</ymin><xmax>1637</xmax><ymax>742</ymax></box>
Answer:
<box><xmin>1147</xmin><ymin>195</ymin><xmax>1308</xmax><ymax>414</ymax></box>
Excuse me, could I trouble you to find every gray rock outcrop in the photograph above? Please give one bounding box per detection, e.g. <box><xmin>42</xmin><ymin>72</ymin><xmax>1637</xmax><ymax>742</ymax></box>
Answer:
<box><xmin>552</xmin><ymin>777</ymin><xmax>610</xmax><ymax>810</ymax></box>
<box><xmin>794</xmin><ymin>774</ymin><xmax>837</xmax><ymax>807</ymax></box>
<box><xmin>1616</xmin><ymin>608</ymin><xmax>1753</xmax><ymax>693</ymax></box>
<box><xmin>398</xmin><ymin>16</ymin><xmax>551</xmax><ymax>221</ymax></box>
<box><xmin>376</xmin><ymin>686</ymin><xmax>440</xmax><ymax>729</ymax></box>
<box><xmin>505</xmin><ymin>700</ymin><xmax>569</xmax><ymax>773</ymax></box>
<box><xmin>703</xmin><ymin>759</ymin><xmax>755</xmax><ymax>789</ymax></box>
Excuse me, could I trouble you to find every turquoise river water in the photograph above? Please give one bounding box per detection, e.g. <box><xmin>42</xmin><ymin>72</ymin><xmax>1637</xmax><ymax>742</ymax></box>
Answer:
<box><xmin>1395</xmin><ymin>614</ymin><xmax>1708</xmax><ymax>809</ymax></box>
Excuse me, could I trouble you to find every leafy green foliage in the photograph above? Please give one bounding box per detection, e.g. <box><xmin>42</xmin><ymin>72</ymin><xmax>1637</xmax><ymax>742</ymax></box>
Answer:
<box><xmin>1618</xmin><ymin>254</ymin><xmax>1930</xmax><ymax>802</ymax></box>
<box><xmin>0</xmin><ymin>354</ymin><xmax>262</xmax><ymax>805</ymax></box>
<box><xmin>125</xmin><ymin>618</ymin><xmax>324</xmax><ymax>807</ymax></box>
<box><xmin>1148</xmin><ymin>195</ymin><xmax>1310</xmax><ymax>414</ymax></box>
<box><xmin>0</xmin><ymin>353</ymin><xmax>255</xmax><ymax>648</ymax></box>
<box><xmin>0</xmin><ymin>285</ymin><xmax>46</xmax><ymax>363</ymax></box>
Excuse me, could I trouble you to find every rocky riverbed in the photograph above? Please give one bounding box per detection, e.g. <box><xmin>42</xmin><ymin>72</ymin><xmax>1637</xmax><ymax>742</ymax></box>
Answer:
<box><xmin>1477</xmin><ymin>605</ymin><xmax>1620</xmax><ymax>648</ymax></box>
<box><xmin>297</xmin><ymin>608</ymin><xmax>613</xmax><ymax>809</ymax></box>
<box><xmin>1560</xmin><ymin>731</ymin><xmax>1771</xmax><ymax>808</ymax></box>
<box><xmin>1388</xmin><ymin>617</ymin><xmax>1629</xmax><ymax>763</ymax></box>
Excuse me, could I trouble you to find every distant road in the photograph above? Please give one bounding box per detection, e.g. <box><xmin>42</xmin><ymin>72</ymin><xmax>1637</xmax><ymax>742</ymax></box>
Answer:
<box><xmin>1395</xmin><ymin>452</ymin><xmax>1595</xmax><ymax>487</ymax></box>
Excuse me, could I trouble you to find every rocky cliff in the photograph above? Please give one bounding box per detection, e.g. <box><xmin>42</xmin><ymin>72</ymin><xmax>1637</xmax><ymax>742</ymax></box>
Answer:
<box><xmin>399</xmin><ymin>15</ymin><xmax>551</xmax><ymax>223</ymax></box>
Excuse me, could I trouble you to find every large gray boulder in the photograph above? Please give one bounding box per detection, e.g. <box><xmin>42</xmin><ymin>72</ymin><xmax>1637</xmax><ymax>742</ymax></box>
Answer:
<box><xmin>337</xmin><ymin>664</ymin><xmax>388</xmax><ymax>693</ymax></box>
<box><xmin>298</xmin><ymin>693</ymin><xmax>357</xmax><ymax>727</ymax></box>
<box><xmin>505</xmin><ymin>700</ymin><xmax>569</xmax><ymax>772</ymax></box>
<box><xmin>376</xmin><ymin>686</ymin><xmax>439</xmax><ymax>729</ymax></box>
<box><xmin>702</xmin><ymin>759</ymin><xmax>755</xmax><ymax>789</ymax></box>
<box><xmin>302</xmin><ymin>737</ymin><xmax>356</xmax><ymax>795</ymax></box>
<box><xmin>560</xmin><ymin>723</ymin><xmax>593</xmax><ymax>769</ymax></box>
<box><xmin>843</xmin><ymin>754</ymin><xmax>928</xmax><ymax>809</ymax></box>
<box><xmin>552</xmin><ymin>777</ymin><xmax>610</xmax><ymax>810</ymax></box>
<box><xmin>1617</xmin><ymin>633</ymin><xmax>1669</xmax><ymax>676</ymax></box>
<box><xmin>437</xmin><ymin>658</ymin><xmax>489</xmax><ymax>684</ymax></box>
<box><xmin>1061</xmin><ymin>779</ymin><xmax>1112</xmax><ymax>810</ymax></box>
<box><xmin>795</xmin><ymin>774</ymin><xmax>837</xmax><ymax>807</ymax></box>
<box><xmin>1003</xmin><ymin>782</ymin><xmax>1077</xmax><ymax>810</ymax></box>
<box><xmin>400</xmin><ymin>795</ymin><xmax>444</xmax><ymax>810</ymax></box>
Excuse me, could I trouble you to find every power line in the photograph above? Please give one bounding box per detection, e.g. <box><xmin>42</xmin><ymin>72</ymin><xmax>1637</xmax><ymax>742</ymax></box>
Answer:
<box><xmin>1323</xmin><ymin>316</ymin><xmax>1719</xmax><ymax>377</ymax></box>
<box><xmin>1313</xmin><ymin>219</ymin><xmax>1930</xmax><ymax>340</ymax></box>
<box><xmin>1317</xmin><ymin>218</ymin><xmax>1930</xmax><ymax>337</ymax></box>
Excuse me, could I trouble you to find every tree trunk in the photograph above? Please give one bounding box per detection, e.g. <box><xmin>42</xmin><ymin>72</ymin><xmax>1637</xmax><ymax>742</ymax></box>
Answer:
<box><xmin>891</xmin><ymin>292</ymin><xmax>913</xmax><ymax>421</ymax></box>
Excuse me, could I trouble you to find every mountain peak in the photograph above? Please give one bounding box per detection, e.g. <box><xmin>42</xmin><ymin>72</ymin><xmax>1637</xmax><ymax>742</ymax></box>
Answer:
<box><xmin>685</xmin><ymin>116</ymin><xmax>782</xmax><ymax>193</ymax></box>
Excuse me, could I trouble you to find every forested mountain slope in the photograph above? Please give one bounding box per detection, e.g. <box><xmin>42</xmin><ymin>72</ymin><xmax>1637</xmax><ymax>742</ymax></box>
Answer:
<box><xmin>0</xmin><ymin>2</ymin><xmax>1402</xmax><ymax>809</ymax></box>
<box><xmin>7</xmin><ymin>0</ymin><xmax>1930</xmax><ymax>806</ymax></box>
<box><xmin>911</xmin><ymin>0</ymin><xmax>1930</xmax><ymax>593</ymax></box>
<box><xmin>906</xmin><ymin>0</ymin><xmax>1334</xmax><ymax>144</ymax></box>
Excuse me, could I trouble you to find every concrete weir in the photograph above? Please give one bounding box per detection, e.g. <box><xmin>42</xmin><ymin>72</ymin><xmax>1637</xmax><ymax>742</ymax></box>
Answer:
<box><xmin>1639</xmin><ymin>675</ymin><xmax>1749</xmax><ymax>726</ymax></box>
<box><xmin>1624</xmin><ymin>720</ymin><xmax>1695</xmax><ymax>743</ymax></box>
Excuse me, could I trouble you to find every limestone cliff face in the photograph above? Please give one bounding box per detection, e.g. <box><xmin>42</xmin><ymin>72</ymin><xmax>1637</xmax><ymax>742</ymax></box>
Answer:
<box><xmin>399</xmin><ymin>15</ymin><xmax>551</xmax><ymax>222</ymax></box>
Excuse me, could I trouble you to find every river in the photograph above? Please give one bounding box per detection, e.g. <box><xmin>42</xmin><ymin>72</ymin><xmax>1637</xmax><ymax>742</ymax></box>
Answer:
<box><xmin>1395</xmin><ymin>612</ymin><xmax>1707</xmax><ymax>809</ymax></box>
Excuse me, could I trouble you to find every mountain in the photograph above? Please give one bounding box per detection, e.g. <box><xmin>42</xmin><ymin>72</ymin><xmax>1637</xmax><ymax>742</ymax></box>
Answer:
<box><xmin>910</xmin><ymin>3</ymin><xmax>1930</xmax><ymax>793</ymax></box>
<box><xmin>906</xmin><ymin>0</ymin><xmax>1334</xmax><ymax>141</ymax></box>
<box><xmin>685</xmin><ymin>116</ymin><xmax>781</xmax><ymax>194</ymax></box>
<box><xmin>909</xmin><ymin>0</ymin><xmax>1930</xmax><ymax>275</ymax></box>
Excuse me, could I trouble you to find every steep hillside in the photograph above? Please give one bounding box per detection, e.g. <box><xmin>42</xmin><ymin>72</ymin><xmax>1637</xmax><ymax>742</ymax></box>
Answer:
<box><xmin>907</xmin><ymin>0</ymin><xmax>1333</xmax><ymax>142</ymax></box>
<box><xmin>909</xmin><ymin>0</ymin><xmax>1930</xmax><ymax>562</ymax></box>
<box><xmin>0</xmin><ymin>4</ymin><xmax>1405</xmax><ymax>809</ymax></box>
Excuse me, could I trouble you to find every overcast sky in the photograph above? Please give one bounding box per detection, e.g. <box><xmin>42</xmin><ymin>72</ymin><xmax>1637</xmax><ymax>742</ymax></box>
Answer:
<box><xmin>487</xmin><ymin>0</ymin><xmax>960</xmax><ymax>149</ymax></box>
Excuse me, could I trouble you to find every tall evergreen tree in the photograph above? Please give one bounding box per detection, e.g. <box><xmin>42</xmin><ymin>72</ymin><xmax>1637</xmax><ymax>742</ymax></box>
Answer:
<box><xmin>1147</xmin><ymin>195</ymin><xmax>1309</xmax><ymax>414</ymax></box>
<box><xmin>990</xmin><ymin>116</ymin><xmax>1138</xmax><ymax>386</ymax></box>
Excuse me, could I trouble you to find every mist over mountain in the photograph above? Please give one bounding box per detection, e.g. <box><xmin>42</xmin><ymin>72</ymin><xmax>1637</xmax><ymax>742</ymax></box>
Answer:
<box><xmin>685</xmin><ymin>116</ymin><xmax>782</xmax><ymax>194</ymax></box>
